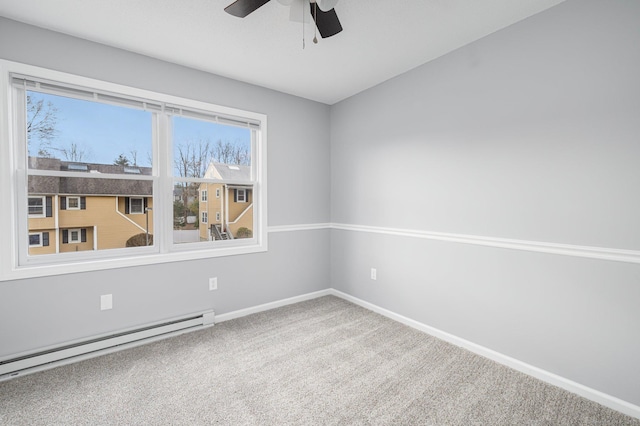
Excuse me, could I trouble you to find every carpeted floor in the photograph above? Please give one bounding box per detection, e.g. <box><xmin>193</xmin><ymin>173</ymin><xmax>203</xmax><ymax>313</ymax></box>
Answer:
<box><xmin>1</xmin><ymin>295</ymin><xmax>638</xmax><ymax>425</ymax></box>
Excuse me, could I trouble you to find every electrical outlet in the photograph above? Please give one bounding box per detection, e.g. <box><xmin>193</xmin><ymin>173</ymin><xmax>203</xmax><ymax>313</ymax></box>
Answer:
<box><xmin>209</xmin><ymin>277</ymin><xmax>218</xmax><ymax>291</ymax></box>
<box><xmin>100</xmin><ymin>294</ymin><xmax>112</xmax><ymax>310</ymax></box>
<box><xmin>370</xmin><ymin>268</ymin><xmax>377</xmax><ymax>280</ymax></box>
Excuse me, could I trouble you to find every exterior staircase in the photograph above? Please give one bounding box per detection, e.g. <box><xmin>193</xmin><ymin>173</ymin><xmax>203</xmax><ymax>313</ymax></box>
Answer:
<box><xmin>211</xmin><ymin>224</ymin><xmax>230</xmax><ymax>241</ymax></box>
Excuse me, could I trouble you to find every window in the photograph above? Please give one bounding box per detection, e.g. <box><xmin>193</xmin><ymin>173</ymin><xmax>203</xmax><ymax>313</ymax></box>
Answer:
<box><xmin>67</xmin><ymin>196</ymin><xmax>80</xmax><ymax>210</ymax></box>
<box><xmin>235</xmin><ymin>188</ymin><xmax>247</xmax><ymax>203</ymax></box>
<box><xmin>215</xmin><ymin>212</ymin><xmax>221</xmax><ymax>222</ymax></box>
<box><xmin>68</xmin><ymin>229</ymin><xmax>81</xmax><ymax>244</ymax></box>
<box><xmin>1</xmin><ymin>60</ymin><xmax>267</xmax><ymax>280</ymax></box>
<box><xmin>61</xmin><ymin>228</ymin><xmax>86</xmax><ymax>245</ymax></box>
<box><xmin>129</xmin><ymin>198</ymin><xmax>144</xmax><ymax>214</ymax></box>
<box><xmin>29</xmin><ymin>233</ymin><xmax>42</xmax><ymax>247</ymax></box>
<box><xmin>28</xmin><ymin>196</ymin><xmax>45</xmax><ymax>217</ymax></box>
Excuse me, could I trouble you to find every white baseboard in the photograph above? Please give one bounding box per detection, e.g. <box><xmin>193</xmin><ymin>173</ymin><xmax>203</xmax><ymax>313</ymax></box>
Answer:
<box><xmin>214</xmin><ymin>289</ymin><xmax>332</xmax><ymax>323</ymax></box>
<box><xmin>328</xmin><ymin>289</ymin><xmax>640</xmax><ymax>420</ymax></box>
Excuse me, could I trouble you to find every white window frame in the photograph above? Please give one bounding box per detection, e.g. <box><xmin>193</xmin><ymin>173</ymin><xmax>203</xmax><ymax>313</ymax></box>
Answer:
<box><xmin>237</xmin><ymin>188</ymin><xmax>247</xmax><ymax>203</ymax></box>
<box><xmin>201</xmin><ymin>190</ymin><xmax>208</xmax><ymax>202</ymax></box>
<box><xmin>0</xmin><ymin>60</ymin><xmax>268</xmax><ymax>281</ymax></box>
<box><xmin>215</xmin><ymin>188</ymin><xmax>220</xmax><ymax>198</ymax></box>
<box><xmin>129</xmin><ymin>197</ymin><xmax>144</xmax><ymax>215</ymax></box>
<box><xmin>68</xmin><ymin>228</ymin><xmax>82</xmax><ymax>244</ymax></box>
<box><xmin>67</xmin><ymin>196</ymin><xmax>81</xmax><ymax>210</ymax></box>
<box><xmin>28</xmin><ymin>196</ymin><xmax>45</xmax><ymax>218</ymax></box>
<box><xmin>201</xmin><ymin>211</ymin><xmax>208</xmax><ymax>224</ymax></box>
<box><xmin>29</xmin><ymin>232</ymin><xmax>43</xmax><ymax>247</ymax></box>
<box><xmin>215</xmin><ymin>212</ymin><xmax>221</xmax><ymax>222</ymax></box>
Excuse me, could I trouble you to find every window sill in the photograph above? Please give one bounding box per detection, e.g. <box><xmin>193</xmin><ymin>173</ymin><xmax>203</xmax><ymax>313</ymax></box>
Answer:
<box><xmin>1</xmin><ymin>241</ymin><xmax>267</xmax><ymax>282</ymax></box>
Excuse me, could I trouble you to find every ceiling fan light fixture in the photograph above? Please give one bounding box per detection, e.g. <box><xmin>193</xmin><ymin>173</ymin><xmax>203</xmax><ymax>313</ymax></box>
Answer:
<box><xmin>316</xmin><ymin>0</ymin><xmax>338</xmax><ymax>12</ymax></box>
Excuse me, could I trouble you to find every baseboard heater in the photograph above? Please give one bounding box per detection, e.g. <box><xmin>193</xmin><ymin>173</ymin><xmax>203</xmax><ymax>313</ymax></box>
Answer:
<box><xmin>0</xmin><ymin>310</ymin><xmax>215</xmax><ymax>381</ymax></box>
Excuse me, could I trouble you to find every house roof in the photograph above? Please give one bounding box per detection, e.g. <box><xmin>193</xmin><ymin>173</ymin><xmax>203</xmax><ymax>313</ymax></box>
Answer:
<box><xmin>28</xmin><ymin>157</ymin><xmax>152</xmax><ymax>196</ymax></box>
<box><xmin>205</xmin><ymin>162</ymin><xmax>251</xmax><ymax>182</ymax></box>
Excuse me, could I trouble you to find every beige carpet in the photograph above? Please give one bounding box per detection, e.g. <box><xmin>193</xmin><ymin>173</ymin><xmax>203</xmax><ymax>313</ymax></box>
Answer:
<box><xmin>1</xmin><ymin>296</ymin><xmax>638</xmax><ymax>425</ymax></box>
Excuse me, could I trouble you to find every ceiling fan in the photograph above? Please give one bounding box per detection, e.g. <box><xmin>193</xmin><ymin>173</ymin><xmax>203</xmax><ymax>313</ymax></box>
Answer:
<box><xmin>224</xmin><ymin>0</ymin><xmax>343</xmax><ymax>39</ymax></box>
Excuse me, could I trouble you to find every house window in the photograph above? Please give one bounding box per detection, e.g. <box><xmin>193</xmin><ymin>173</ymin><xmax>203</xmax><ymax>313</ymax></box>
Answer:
<box><xmin>236</xmin><ymin>188</ymin><xmax>247</xmax><ymax>203</ymax></box>
<box><xmin>62</xmin><ymin>228</ymin><xmax>86</xmax><ymax>244</ymax></box>
<box><xmin>29</xmin><ymin>232</ymin><xmax>50</xmax><ymax>248</ymax></box>
<box><xmin>215</xmin><ymin>212</ymin><xmax>221</xmax><ymax>222</ymax></box>
<box><xmin>69</xmin><ymin>229</ymin><xmax>81</xmax><ymax>243</ymax></box>
<box><xmin>1</xmin><ymin>60</ymin><xmax>267</xmax><ymax>280</ymax></box>
<box><xmin>28</xmin><ymin>196</ymin><xmax>45</xmax><ymax>217</ymax></box>
<box><xmin>129</xmin><ymin>197</ymin><xmax>144</xmax><ymax>214</ymax></box>
<box><xmin>67</xmin><ymin>196</ymin><xmax>80</xmax><ymax>210</ymax></box>
<box><xmin>201</xmin><ymin>212</ymin><xmax>208</xmax><ymax>224</ymax></box>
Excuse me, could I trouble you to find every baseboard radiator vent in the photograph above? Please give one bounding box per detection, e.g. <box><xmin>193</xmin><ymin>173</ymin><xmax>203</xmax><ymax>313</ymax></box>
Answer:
<box><xmin>0</xmin><ymin>310</ymin><xmax>215</xmax><ymax>381</ymax></box>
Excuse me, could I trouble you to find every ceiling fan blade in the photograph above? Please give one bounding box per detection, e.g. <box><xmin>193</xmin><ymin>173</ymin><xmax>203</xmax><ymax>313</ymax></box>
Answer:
<box><xmin>311</xmin><ymin>5</ymin><xmax>343</xmax><ymax>38</ymax></box>
<box><xmin>224</xmin><ymin>0</ymin><xmax>271</xmax><ymax>18</ymax></box>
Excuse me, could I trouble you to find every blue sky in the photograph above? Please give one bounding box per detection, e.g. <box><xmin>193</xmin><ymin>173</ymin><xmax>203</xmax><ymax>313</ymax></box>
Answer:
<box><xmin>28</xmin><ymin>91</ymin><xmax>250</xmax><ymax>169</ymax></box>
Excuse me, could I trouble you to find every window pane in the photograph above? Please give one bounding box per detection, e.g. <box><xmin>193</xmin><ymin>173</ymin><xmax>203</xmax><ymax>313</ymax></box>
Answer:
<box><xmin>27</xmin><ymin>91</ymin><xmax>152</xmax><ymax>172</ymax></box>
<box><xmin>29</xmin><ymin>234</ymin><xmax>41</xmax><ymax>246</ymax></box>
<box><xmin>172</xmin><ymin>116</ymin><xmax>253</xmax><ymax>244</ymax></box>
<box><xmin>28</xmin><ymin>197</ymin><xmax>44</xmax><ymax>215</ymax></box>
<box><xmin>68</xmin><ymin>197</ymin><xmax>79</xmax><ymax>209</ymax></box>
<box><xmin>26</xmin><ymin>176</ymin><xmax>153</xmax><ymax>254</ymax></box>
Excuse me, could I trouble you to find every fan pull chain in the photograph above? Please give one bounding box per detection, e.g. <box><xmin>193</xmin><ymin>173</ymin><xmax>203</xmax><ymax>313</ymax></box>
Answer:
<box><xmin>313</xmin><ymin>2</ymin><xmax>318</xmax><ymax>44</ymax></box>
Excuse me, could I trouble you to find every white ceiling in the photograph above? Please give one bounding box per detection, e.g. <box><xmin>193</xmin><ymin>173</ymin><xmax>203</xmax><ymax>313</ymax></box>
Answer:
<box><xmin>0</xmin><ymin>0</ymin><xmax>565</xmax><ymax>105</ymax></box>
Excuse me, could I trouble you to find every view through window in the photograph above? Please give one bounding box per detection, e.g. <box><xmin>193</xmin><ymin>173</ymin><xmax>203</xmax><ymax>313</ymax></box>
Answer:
<box><xmin>4</xmin><ymin>65</ymin><xmax>265</xmax><ymax>278</ymax></box>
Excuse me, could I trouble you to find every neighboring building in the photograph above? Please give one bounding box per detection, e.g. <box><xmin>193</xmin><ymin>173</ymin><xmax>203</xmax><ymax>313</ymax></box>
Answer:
<box><xmin>198</xmin><ymin>162</ymin><xmax>253</xmax><ymax>241</ymax></box>
<box><xmin>27</xmin><ymin>157</ymin><xmax>153</xmax><ymax>255</ymax></box>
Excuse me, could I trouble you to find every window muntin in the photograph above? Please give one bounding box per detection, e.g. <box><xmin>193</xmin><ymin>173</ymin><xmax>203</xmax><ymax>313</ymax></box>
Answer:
<box><xmin>201</xmin><ymin>212</ymin><xmax>208</xmax><ymax>224</ymax></box>
<box><xmin>2</xmin><ymin>61</ymin><xmax>267</xmax><ymax>280</ymax></box>
<box><xmin>201</xmin><ymin>190</ymin><xmax>207</xmax><ymax>202</ymax></box>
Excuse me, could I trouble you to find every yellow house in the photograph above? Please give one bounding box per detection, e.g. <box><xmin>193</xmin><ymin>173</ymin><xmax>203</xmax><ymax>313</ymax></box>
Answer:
<box><xmin>27</xmin><ymin>157</ymin><xmax>153</xmax><ymax>256</ymax></box>
<box><xmin>198</xmin><ymin>162</ymin><xmax>253</xmax><ymax>241</ymax></box>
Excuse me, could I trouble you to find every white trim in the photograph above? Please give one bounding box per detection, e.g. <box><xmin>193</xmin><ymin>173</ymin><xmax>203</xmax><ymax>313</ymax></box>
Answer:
<box><xmin>67</xmin><ymin>228</ymin><xmax>81</xmax><ymax>244</ymax></box>
<box><xmin>66</xmin><ymin>196</ymin><xmax>81</xmax><ymax>210</ymax></box>
<box><xmin>27</xmin><ymin>195</ymin><xmax>46</xmax><ymax>218</ymax></box>
<box><xmin>215</xmin><ymin>289</ymin><xmax>331</xmax><ymax>323</ymax></box>
<box><xmin>328</xmin><ymin>289</ymin><xmax>640</xmax><ymax>420</ymax></box>
<box><xmin>331</xmin><ymin>223</ymin><xmax>640</xmax><ymax>264</ymax></box>
<box><xmin>129</xmin><ymin>197</ymin><xmax>145</xmax><ymax>214</ymax></box>
<box><xmin>115</xmin><ymin>196</ymin><xmax>146</xmax><ymax>233</ymax></box>
<box><xmin>267</xmin><ymin>223</ymin><xmax>331</xmax><ymax>233</ymax></box>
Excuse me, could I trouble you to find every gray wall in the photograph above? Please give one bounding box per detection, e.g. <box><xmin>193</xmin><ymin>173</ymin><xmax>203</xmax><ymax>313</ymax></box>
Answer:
<box><xmin>0</xmin><ymin>18</ymin><xmax>331</xmax><ymax>357</ymax></box>
<box><xmin>330</xmin><ymin>0</ymin><xmax>640</xmax><ymax>406</ymax></box>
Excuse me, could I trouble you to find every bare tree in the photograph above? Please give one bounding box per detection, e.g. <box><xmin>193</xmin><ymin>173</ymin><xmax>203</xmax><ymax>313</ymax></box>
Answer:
<box><xmin>129</xmin><ymin>150</ymin><xmax>138</xmax><ymax>166</ymax></box>
<box><xmin>27</xmin><ymin>95</ymin><xmax>59</xmax><ymax>157</ymax></box>
<box><xmin>174</xmin><ymin>139</ymin><xmax>212</xmax><ymax>224</ymax></box>
<box><xmin>57</xmin><ymin>142</ymin><xmax>88</xmax><ymax>162</ymax></box>
<box><xmin>211</xmin><ymin>139</ymin><xmax>250</xmax><ymax>165</ymax></box>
